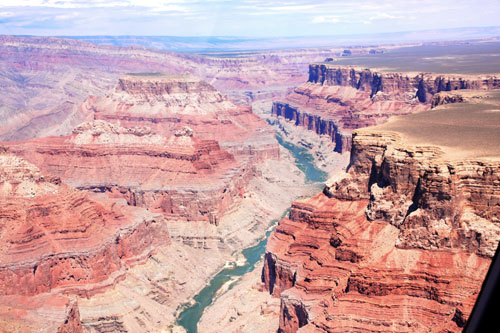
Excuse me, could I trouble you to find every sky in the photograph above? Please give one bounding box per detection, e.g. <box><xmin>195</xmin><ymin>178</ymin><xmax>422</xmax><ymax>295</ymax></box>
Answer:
<box><xmin>0</xmin><ymin>0</ymin><xmax>499</xmax><ymax>37</ymax></box>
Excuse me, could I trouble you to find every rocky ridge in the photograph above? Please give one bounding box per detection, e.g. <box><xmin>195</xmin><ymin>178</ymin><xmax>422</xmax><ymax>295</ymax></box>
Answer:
<box><xmin>5</xmin><ymin>118</ymin><xmax>245</xmax><ymax>225</ymax></box>
<box><xmin>263</xmin><ymin>92</ymin><xmax>500</xmax><ymax>332</ymax></box>
<box><xmin>273</xmin><ymin>64</ymin><xmax>500</xmax><ymax>153</ymax></box>
<box><xmin>0</xmin><ymin>35</ymin><xmax>362</xmax><ymax>142</ymax></box>
<box><xmin>4</xmin><ymin>73</ymin><xmax>278</xmax><ymax>225</ymax></box>
<box><xmin>0</xmin><ymin>70</ymin><xmax>317</xmax><ymax>332</ymax></box>
<box><xmin>0</xmin><ymin>151</ymin><xmax>169</xmax><ymax>331</ymax></box>
<box><xmin>91</xmin><ymin>73</ymin><xmax>280</xmax><ymax>162</ymax></box>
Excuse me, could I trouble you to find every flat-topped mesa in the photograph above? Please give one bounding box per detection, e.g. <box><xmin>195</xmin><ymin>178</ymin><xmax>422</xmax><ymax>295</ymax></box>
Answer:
<box><xmin>0</xmin><ymin>152</ymin><xmax>169</xmax><ymax>298</ymax></box>
<box><xmin>89</xmin><ymin>73</ymin><xmax>279</xmax><ymax>162</ymax></box>
<box><xmin>4</xmin><ymin>120</ymin><xmax>246</xmax><ymax>224</ymax></box>
<box><xmin>115</xmin><ymin>72</ymin><xmax>226</xmax><ymax>108</ymax></box>
<box><xmin>263</xmin><ymin>91</ymin><xmax>500</xmax><ymax>332</ymax></box>
<box><xmin>272</xmin><ymin>64</ymin><xmax>500</xmax><ymax>154</ymax></box>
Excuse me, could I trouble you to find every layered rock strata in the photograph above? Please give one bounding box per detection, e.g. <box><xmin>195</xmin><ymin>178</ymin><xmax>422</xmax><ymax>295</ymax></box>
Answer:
<box><xmin>5</xmin><ymin>119</ymin><xmax>246</xmax><ymax>224</ymax></box>
<box><xmin>75</xmin><ymin>148</ymin><xmax>316</xmax><ymax>332</ymax></box>
<box><xmin>273</xmin><ymin>64</ymin><xmax>500</xmax><ymax>153</ymax></box>
<box><xmin>4</xmin><ymin>74</ymin><xmax>280</xmax><ymax>224</ymax></box>
<box><xmin>0</xmin><ymin>295</ymin><xmax>83</xmax><ymax>333</ymax></box>
<box><xmin>263</xmin><ymin>91</ymin><xmax>500</xmax><ymax>332</ymax></box>
<box><xmin>0</xmin><ymin>152</ymin><xmax>169</xmax><ymax>295</ymax></box>
<box><xmin>0</xmin><ymin>152</ymin><xmax>168</xmax><ymax>330</ymax></box>
<box><xmin>0</xmin><ymin>35</ymin><xmax>350</xmax><ymax>141</ymax></box>
<box><xmin>90</xmin><ymin>73</ymin><xmax>279</xmax><ymax>162</ymax></box>
<box><xmin>308</xmin><ymin>64</ymin><xmax>500</xmax><ymax>101</ymax></box>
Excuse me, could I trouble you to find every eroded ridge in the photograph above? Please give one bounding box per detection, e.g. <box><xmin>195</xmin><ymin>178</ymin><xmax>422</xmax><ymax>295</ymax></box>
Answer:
<box><xmin>88</xmin><ymin>73</ymin><xmax>280</xmax><ymax>161</ymax></box>
<box><xmin>263</xmin><ymin>92</ymin><xmax>500</xmax><ymax>332</ymax></box>
<box><xmin>5</xmin><ymin>119</ymin><xmax>245</xmax><ymax>224</ymax></box>
<box><xmin>272</xmin><ymin>64</ymin><xmax>500</xmax><ymax>153</ymax></box>
<box><xmin>0</xmin><ymin>152</ymin><xmax>169</xmax><ymax>331</ymax></box>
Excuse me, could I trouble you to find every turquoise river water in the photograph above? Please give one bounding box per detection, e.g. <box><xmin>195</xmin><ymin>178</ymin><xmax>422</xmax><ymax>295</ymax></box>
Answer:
<box><xmin>176</xmin><ymin>134</ymin><xmax>328</xmax><ymax>332</ymax></box>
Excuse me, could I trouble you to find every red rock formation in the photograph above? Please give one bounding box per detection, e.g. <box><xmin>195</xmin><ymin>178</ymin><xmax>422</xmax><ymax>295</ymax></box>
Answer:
<box><xmin>0</xmin><ymin>35</ymin><xmax>349</xmax><ymax>141</ymax></box>
<box><xmin>0</xmin><ymin>151</ymin><xmax>170</xmax><ymax>330</ymax></box>
<box><xmin>90</xmin><ymin>73</ymin><xmax>280</xmax><ymax>162</ymax></box>
<box><xmin>0</xmin><ymin>295</ymin><xmax>83</xmax><ymax>332</ymax></box>
<box><xmin>2</xmin><ymin>73</ymin><xmax>282</xmax><ymax>227</ymax></box>
<box><xmin>273</xmin><ymin>64</ymin><xmax>500</xmax><ymax>153</ymax></box>
<box><xmin>263</xmin><ymin>93</ymin><xmax>500</xmax><ymax>332</ymax></box>
<box><xmin>0</xmin><ymin>152</ymin><xmax>169</xmax><ymax>296</ymax></box>
<box><xmin>4</xmin><ymin>119</ymin><xmax>247</xmax><ymax>224</ymax></box>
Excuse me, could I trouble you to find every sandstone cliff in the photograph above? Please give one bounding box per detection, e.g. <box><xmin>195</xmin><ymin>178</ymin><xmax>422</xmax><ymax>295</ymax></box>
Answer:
<box><xmin>263</xmin><ymin>91</ymin><xmax>500</xmax><ymax>332</ymax></box>
<box><xmin>5</xmin><ymin>119</ymin><xmax>246</xmax><ymax>225</ymax></box>
<box><xmin>0</xmin><ymin>152</ymin><xmax>169</xmax><ymax>296</ymax></box>
<box><xmin>91</xmin><ymin>73</ymin><xmax>280</xmax><ymax>162</ymax></box>
<box><xmin>273</xmin><ymin>64</ymin><xmax>500</xmax><ymax>153</ymax></box>
<box><xmin>4</xmin><ymin>73</ymin><xmax>281</xmax><ymax>225</ymax></box>
<box><xmin>308</xmin><ymin>64</ymin><xmax>500</xmax><ymax>102</ymax></box>
<box><xmin>0</xmin><ymin>151</ymin><xmax>170</xmax><ymax>331</ymax></box>
<box><xmin>0</xmin><ymin>35</ymin><xmax>347</xmax><ymax>141</ymax></box>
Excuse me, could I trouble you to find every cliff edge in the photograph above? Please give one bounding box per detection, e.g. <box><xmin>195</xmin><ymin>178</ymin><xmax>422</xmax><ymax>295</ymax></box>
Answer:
<box><xmin>263</xmin><ymin>90</ymin><xmax>500</xmax><ymax>332</ymax></box>
<box><xmin>272</xmin><ymin>64</ymin><xmax>500</xmax><ymax>153</ymax></box>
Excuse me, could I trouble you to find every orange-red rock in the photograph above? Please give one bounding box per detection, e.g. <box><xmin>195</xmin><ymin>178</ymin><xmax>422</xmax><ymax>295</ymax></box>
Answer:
<box><xmin>3</xmin><ymin>73</ymin><xmax>281</xmax><ymax>224</ymax></box>
<box><xmin>4</xmin><ymin>119</ymin><xmax>246</xmax><ymax>224</ymax></box>
<box><xmin>0</xmin><ymin>151</ymin><xmax>170</xmax><ymax>330</ymax></box>
<box><xmin>263</xmin><ymin>91</ymin><xmax>500</xmax><ymax>332</ymax></box>
<box><xmin>0</xmin><ymin>36</ymin><xmax>349</xmax><ymax>141</ymax></box>
<box><xmin>0</xmin><ymin>294</ymin><xmax>83</xmax><ymax>333</ymax></box>
<box><xmin>273</xmin><ymin>64</ymin><xmax>500</xmax><ymax>153</ymax></box>
<box><xmin>0</xmin><ymin>152</ymin><xmax>169</xmax><ymax>296</ymax></box>
<box><xmin>90</xmin><ymin>73</ymin><xmax>279</xmax><ymax>162</ymax></box>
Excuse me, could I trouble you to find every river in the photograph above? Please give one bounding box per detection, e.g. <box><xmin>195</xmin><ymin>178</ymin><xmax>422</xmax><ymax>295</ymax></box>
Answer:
<box><xmin>176</xmin><ymin>134</ymin><xmax>328</xmax><ymax>332</ymax></box>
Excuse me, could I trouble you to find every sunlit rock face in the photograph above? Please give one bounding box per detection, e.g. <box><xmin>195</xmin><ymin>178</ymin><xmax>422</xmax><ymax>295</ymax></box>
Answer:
<box><xmin>90</xmin><ymin>73</ymin><xmax>280</xmax><ymax>161</ymax></box>
<box><xmin>0</xmin><ymin>35</ymin><xmax>338</xmax><ymax>141</ymax></box>
<box><xmin>0</xmin><ymin>151</ymin><xmax>169</xmax><ymax>331</ymax></box>
<box><xmin>4</xmin><ymin>73</ymin><xmax>282</xmax><ymax>224</ymax></box>
<box><xmin>4</xmin><ymin>120</ymin><xmax>244</xmax><ymax>224</ymax></box>
<box><xmin>272</xmin><ymin>64</ymin><xmax>500</xmax><ymax>153</ymax></box>
<box><xmin>263</xmin><ymin>91</ymin><xmax>500</xmax><ymax>332</ymax></box>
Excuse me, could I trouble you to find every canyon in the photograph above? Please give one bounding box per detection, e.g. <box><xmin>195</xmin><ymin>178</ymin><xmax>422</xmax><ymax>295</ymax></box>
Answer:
<box><xmin>0</xmin><ymin>151</ymin><xmax>167</xmax><ymax>332</ymax></box>
<box><xmin>0</xmin><ymin>67</ymin><xmax>319</xmax><ymax>332</ymax></box>
<box><xmin>272</xmin><ymin>63</ymin><xmax>500</xmax><ymax>153</ymax></box>
<box><xmin>262</xmin><ymin>90</ymin><xmax>500</xmax><ymax>332</ymax></box>
<box><xmin>0</xmin><ymin>36</ymin><xmax>390</xmax><ymax>143</ymax></box>
<box><xmin>0</xmin><ymin>34</ymin><xmax>500</xmax><ymax>333</ymax></box>
<box><xmin>3</xmin><ymin>72</ymin><xmax>278</xmax><ymax>225</ymax></box>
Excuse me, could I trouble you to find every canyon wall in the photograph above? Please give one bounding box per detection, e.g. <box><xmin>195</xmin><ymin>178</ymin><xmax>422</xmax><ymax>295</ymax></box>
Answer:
<box><xmin>0</xmin><ymin>71</ymin><xmax>295</xmax><ymax>332</ymax></box>
<box><xmin>263</xmin><ymin>92</ymin><xmax>500</xmax><ymax>332</ymax></box>
<box><xmin>0</xmin><ymin>35</ymin><xmax>354</xmax><ymax>142</ymax></box>
<box><xmin>308</xmin><ymin>64</ymin><xmax>500</xmax><ymax>102</ymax></box>
<box><xmin>0</xmin><ymin>153</ymin><xmax>169</xmax><ymax>296</ymax></box>
<box><xmin>4</xmin><ymin>73</ymin><xmax>279</xmax><ymax>225</ymax></box>
<box><xmin>0</xmin><ymin>151</ymin><xmax>172</xmax><ymax>331</ymax></box>
<box><xmin>272</xmin><ymin>64</ymin><xmax>500</xmax><ymax>153</ymax></box>
<box><xmin>5</xmin><ymin>120</ymin><xmax>245</xmax><ymax>225</ymax></box>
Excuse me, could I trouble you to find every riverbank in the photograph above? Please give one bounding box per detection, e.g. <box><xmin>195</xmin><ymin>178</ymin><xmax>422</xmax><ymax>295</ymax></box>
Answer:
<box><xmin>252</xmin><ymin>101</ymin><xmax>350</xmax><ymax>178</ymax></box>
<box><xmin>182</xmin><ymin>133</ymin><xmax>347</xmax><ymax>332</ymax></box>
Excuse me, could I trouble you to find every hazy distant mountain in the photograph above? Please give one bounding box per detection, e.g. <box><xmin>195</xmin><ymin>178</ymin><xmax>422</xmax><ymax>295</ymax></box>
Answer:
<box><xmin>63</xmin><ymin>26</ymin><xmax>500</xmax><ymax>53</ymax></box>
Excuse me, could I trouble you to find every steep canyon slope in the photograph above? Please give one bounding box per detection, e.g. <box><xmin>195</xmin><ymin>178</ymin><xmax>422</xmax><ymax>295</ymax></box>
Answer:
<box><xmin>3</xmin><ymin>73</ymin><xmax>279</xmax><ymax>224</ymax></box>
<box><xmin>0</xmin><ymin>69</ymin><xmax>318</xmax><ymax>332</ymax></box>
<box><xmin>0</xmin><ymin>36</ymin><xmax>383</xmax><ymax>142</ymax></box>
<box><xmin>0</xmin><ymin>151</ymin><xmax>168</xmax><ymax>332</ymax></box>
<box><xmin>272</xmin><ymin>63</ymin><xmax>500</xmax><ymax>153</ymax></box>
<box><xmin>263</xmin><ymin>90</ymin><xmax>500</xmax><ymax>332</ymax></box>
